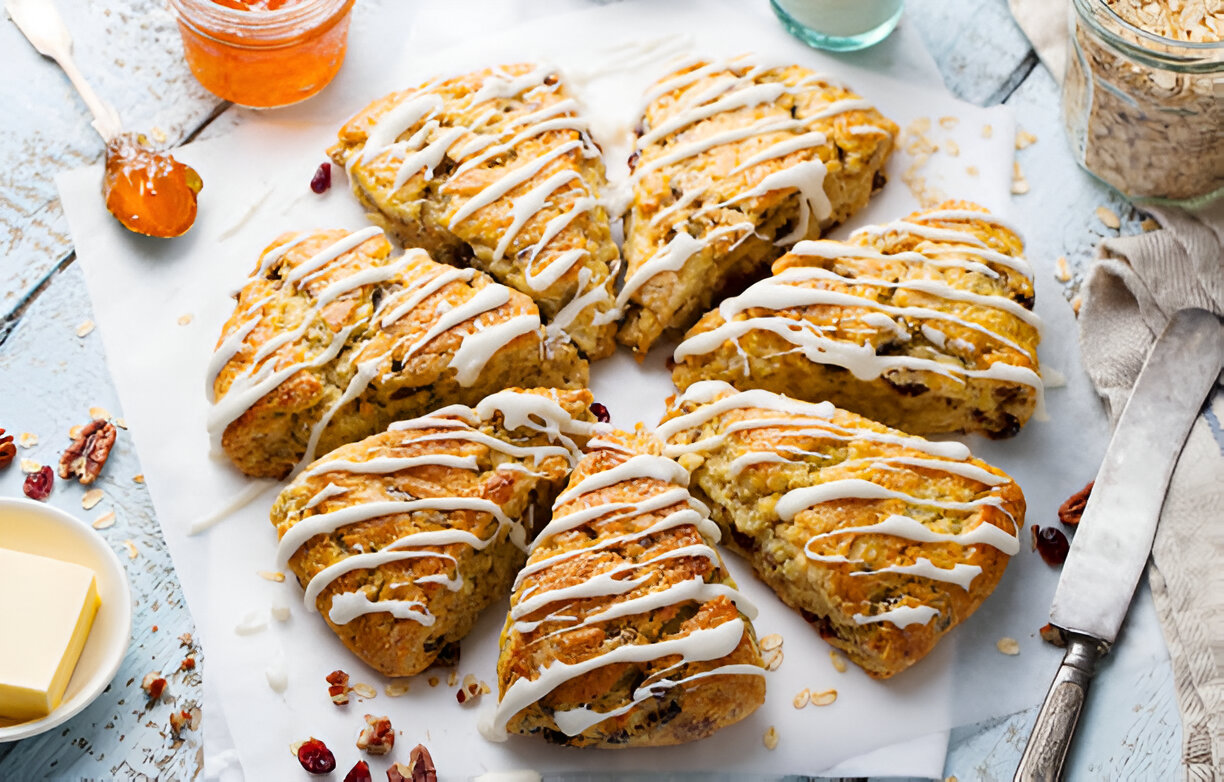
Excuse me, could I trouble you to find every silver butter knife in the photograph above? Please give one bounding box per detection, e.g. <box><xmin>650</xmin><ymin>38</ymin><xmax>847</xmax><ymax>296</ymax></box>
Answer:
<box><xmin>1015</xmin><ymin>307</ymin><xmax>1223</xmax><ymax>781</ymax></box>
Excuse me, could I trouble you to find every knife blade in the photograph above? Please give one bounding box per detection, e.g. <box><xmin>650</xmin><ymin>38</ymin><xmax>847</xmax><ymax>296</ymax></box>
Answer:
<box><xmin>1016</xmin><ymin>307</ymin><xmax>1223</xmax><ymax>781</ymax></box>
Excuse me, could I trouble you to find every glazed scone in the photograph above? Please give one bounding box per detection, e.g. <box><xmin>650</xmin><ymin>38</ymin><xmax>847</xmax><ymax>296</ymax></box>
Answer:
<box><xmin>270</xmin><ymin>388</ymin><xmax>599</xmax><ymax>677</ymax></box>
<box><xmin>672</xmin><ymin>202</ymin><xmax>1043</xmax><ymax>437</ymax></box>
<box><xmin>617</xmin><ymin>55</ymin><xmax>898</xmax><ymax>356</ymax></box>
<box><xmin>207</xmin><ymin>228</ymin><xmax>587</xmax><ymax>479</ymax></box>
<box><xmin>658</xmin><ymin>381</ymin><xmax>1025</xmax><ymax>679</ymax></box>
<box><xmin>490</xmin><ymin>429</ymin><xmax>765</xmax><ymax>747</ymax></box>
<box><xmin>329</xmin><ymin>64</ymin><xmax>621</xmax><ymax>360</ymax></box>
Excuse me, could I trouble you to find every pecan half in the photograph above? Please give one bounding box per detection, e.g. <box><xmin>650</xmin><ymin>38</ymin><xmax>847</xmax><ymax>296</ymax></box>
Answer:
<box><xmin>59</xmin><ymin>419</ymin><xmax>117</xmax><ymax>485</ymax></box>
<box><xmin>1058</xmin><ymin>481</ymin><xmax>1093</xmax><ymax>526</ymax></box>
<box><xmin>356</xmin><ymin>714</ymin><xmax>394</xmax><ymax>755</ymax></box>
<box><xmin>0</xmin><ymin>429</ymin><xmax>14</xmax><ymax>469</ymax></box>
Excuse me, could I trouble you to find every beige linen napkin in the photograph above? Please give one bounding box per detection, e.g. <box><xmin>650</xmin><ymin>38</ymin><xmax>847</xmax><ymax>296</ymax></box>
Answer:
<box><xmin>1009</xmin><ymin>2</ymin><xmax>1224</xmax><ymax>775</ymax></box>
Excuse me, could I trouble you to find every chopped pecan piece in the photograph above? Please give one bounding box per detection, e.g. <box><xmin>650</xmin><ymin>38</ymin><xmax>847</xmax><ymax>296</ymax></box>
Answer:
<box><xmin>59</xmin><ymin>419</ymin><xmax>117</xmax><ymax>485</ymax></box>
<box><xmin>141</xmin><ymin>672</ymin><xmax>167</xmax><ymax>701</ymax></box>
<box><xmin>0</xmin><ymin>429</ymin><xmax>14</xmax><ymax>469</ymax></box>
<box><xmin>1040</xmin><ymin>623</ymin><xmax>1067</xmax><ymax>648</ymax></box>
<box><xmin>356</xmin><ymin>714</ymin><xmax>394</xmax><ymax>755</ymax></box>
<box><xmin>326</xmin><ymin>669</ymin><xmax>350</xmax><ymax>705</ymax></box>
<box><xmin>168</xmin><ymin>708</ymin><xmax>197</xmax><ymax>738</ymax></box>
<box><xmin>1058</xmin><ymin>481</ymin><xmax>1093</xmax><ymax>526</ymax></box>
<box><xmin>409</xmin><ymin>744</ymin><xmax>437</xmax><ymax>782</ymax></box>
<box><xmin>455</xmin><ymin>673</ymin><xmax>483</xmax><ymax>705</ymax></box>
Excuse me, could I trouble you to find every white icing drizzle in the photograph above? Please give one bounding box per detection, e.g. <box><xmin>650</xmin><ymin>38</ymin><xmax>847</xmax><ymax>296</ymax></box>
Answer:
<box><xmin>303</xmin><ymin>482</ymin><xmax>350</xmax><ymax>510</ymax></box>
<box><xmin>449</xmin><ymin>314</ymin><xmax>541</xmax><ymax>385</ymax></box>
<box><xmin>775</xmin><ymin>478</ymin><xmax>1013</xmax><ymax>522</ymax></box>
<box><xmin>806</xmin><ymin>553</ymin><xmax>982</xmax><ymax>590</ymax></box>
<box><xmin>853</xmin><ymin>605</ymin><xmax>939</xmax><ymax>628</ymax></box>
<box><xmin>616</xmin><ymin>222</ymin><xmax>755</xmax><ymax>309</ymax></box>
<box><xmin>493</xmin><ymin>442</ymin><xmax>761</xmax><ymax>738</ymax></box>
<box><xmin>805</xmin><ymin>513</ymin><xmax>1020</xmax><ymax>556</ymax></box>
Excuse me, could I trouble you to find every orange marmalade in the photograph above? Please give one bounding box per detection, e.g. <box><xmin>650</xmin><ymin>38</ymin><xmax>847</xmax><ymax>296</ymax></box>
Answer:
<box><xmin>169</xmin><ymin>0</ymin><xmax>356</xmax><ymax>108</ymax></box>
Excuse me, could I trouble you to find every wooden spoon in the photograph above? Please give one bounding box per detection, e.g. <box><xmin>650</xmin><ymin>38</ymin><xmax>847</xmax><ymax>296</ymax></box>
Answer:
<box><xmin>7</xmin><ymin>0</ymin><xmax>202</xmax><ymax>238</ymax></box>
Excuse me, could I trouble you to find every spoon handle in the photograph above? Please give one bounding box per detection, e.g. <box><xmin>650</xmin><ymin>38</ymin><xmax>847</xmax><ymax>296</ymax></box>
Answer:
<box><xmin>6</xmin><ymin>0</ymin><xmax>123</xmax><ymax>140</ymax></box>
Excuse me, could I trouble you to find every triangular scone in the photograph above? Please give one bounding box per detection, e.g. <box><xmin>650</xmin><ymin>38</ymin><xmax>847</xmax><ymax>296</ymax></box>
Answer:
<box><xmin>490</xmin><ymin>429</ymin><xmax>765</xmax><ymax>747</ymax></box>
<box><xmin>329</xmin><ymin>65</ymin><xmax>621</xmax><ymax>360</ymax></box>
<box><xmin>208</xmin><ymin>228</ymin><xmax>587</xmax><ymax>479</ymax></box>
<box><xmin>658</xmin><ymin>382</ymin><xmax>1024</xmax><ymax>679</ymax></box>
<box><xmin>271</xmin><ymin>388</ymin><xmax>599</xmax><ymax>677</ymax></box>
<box><xmin>672</xmin><ymin>202</ymin><xmax>1042</xmax><ymax>437</ymax></box>
<box><xmin>616</xmin><ymin>56</ymin><xmax>898</xmax><ymax>356</ymax></box>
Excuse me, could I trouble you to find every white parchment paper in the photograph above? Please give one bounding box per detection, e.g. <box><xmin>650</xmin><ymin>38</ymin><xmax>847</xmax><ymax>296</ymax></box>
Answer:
<box><xmin>55</xmin><ymin>1</ymin><xmax>1127</xmax><ymax>778</ymax></box>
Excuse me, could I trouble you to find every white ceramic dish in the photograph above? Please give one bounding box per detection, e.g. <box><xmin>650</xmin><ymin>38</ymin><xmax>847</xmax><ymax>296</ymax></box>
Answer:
<box><xmin>0</xmin><ymin>497</ymin><xmax>133</xmax><ymax>742</ymax></box>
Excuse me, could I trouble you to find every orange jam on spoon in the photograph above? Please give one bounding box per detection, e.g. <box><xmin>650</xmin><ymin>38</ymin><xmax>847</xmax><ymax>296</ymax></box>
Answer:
<box><xmin>103</xmin><ymin>134</ymin><xmax>203</xmax><ymax>239</ymax></box>
<box><xmin>169</xmin><ymin>0</ymin><xmax>356</xmax><ymax>108</ymax></box>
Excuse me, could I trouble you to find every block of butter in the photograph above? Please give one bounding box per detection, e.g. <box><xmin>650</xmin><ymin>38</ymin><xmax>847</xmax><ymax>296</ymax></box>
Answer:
<box><xmin>0</xmin><ymin>548</ymin><xmax>101</xmax><ymax>721</ymax></box>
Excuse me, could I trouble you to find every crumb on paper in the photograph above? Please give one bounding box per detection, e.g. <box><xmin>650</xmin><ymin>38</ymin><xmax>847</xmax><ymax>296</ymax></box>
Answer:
<box><xmin>133</xmin><ymin>473</ymin><xmax>145</xmax><ymax>483</ymax></box>
<box><xmin>1141</xmin><ymin>217</ymin><xmax>1160</xmax><ymax>231</ymax></box>
<box><xmin>943</xmin><ymin>139</ymin><xmax>960</xmax><ymax>157</ymax></box>
<box><xmin>1095</xmin><ymin>205</ymin><xmax>1121</xmax><ymax>229</ymax></box>
<box><xmin>830</xmin><ymin>650</ymin><xmax>848</xmax><ymax>673</ymax></box>
<box><xmin>266</xmin><ymin>664</ymin><xmax>288</xmax><ymax>693</ymax></box>
<box><xmin>1071</xmin><ymin>294</ymin><xmax>1083</xmax><ymax>315</ymax></box>
<box><xmin>1055</xmin><ymin>256</ymin><xmax>1071</xmax><ymax>282</ymax></box>
<box><xmin>20</xmin><ymin>458</ymin><xmax>41</xmax><ymax>473</ymax></box>
<box><xmin>271</xmin><ymin>601</ymin><xmax>290</xmax><ymax>622</ymax></box>
<box><xmin>81</xmin><ymin>489</ymin><xmax>104</xmax><ymax>510</ymax></box>
<box><xmin>811</xmin><ymin>689</ymin><xmax>838</xmax><ymax>706</ymax></box>
<box><xmin>258</xmin><ymin>570</ymin><xmax>286</xmax><ymax>582</ymax></box>
<box><xmin>1015</xmin><ymin>129</ymin><xmax>1038</xmax><ymax>149</ymax></box>
<box><xmin>997</xmin><ymin>636</ymin><xmax>1021</xmax><ymax>655</ymax></box>
<box><xmin>18</xmin><ymin>432</ymin><xmax>38</xmax><ymax>448</ymax></box>
<box><xmin>76</xmin><ymin>320</ymin><xmax>95</xmax><ymax>338</ymax></box>
<box><xmin>428</xmin><ymin>676</ymin><xmax>439</xmax><ymax>687</ymax></box>
<box><xmin>385</xmin><ymin>680</ymin><xmax>411</xmax><ymax>697</ymax></box>
<box><xmin>234</xmin><ymin>610</ymin><xmax>267</xmax><ymax>636</ymax></box>
<box><xmin>1011</xmin><ymin>161</ymin><xmax>1030</xmax><ymax>195</ymax></box>
<box><xmin>89</xmin><ymin>406</ymin><xmax>111</xmax><ymax>422</ymax></box>
<box><xmin>938</xmin><ymin>115</ymin><xmax>959</xmax><ymax>129</ymax></box>
<box><xmin>982</xmin><ymin>123</ymin><xmax>993</xmax><ymax>138</ymax></box>
<box><xmin>92</xmin><ymin>511</ymin><xmax>116</xmax><ymax>530</ymax></box>
<box><xmin>792</xmin><ymin>688</ymin><xmax>810</xmax><ymax>709</ymax></box>
<box><xmin>177</xmin><ymin>314</ymin><xmax>194</xmax><ymax>326</ymax></box>
<box><xmin>966</xmin><ymin>165</ymin><xmax>979</xmax><ymax>177</ymax></box>
<box><xmin>763</xmin><ymin>726</ymin><xmax>779</xmax><ymax>750</ymax></box>
<box><xmin>351</xmin><ymin>682</ymin><xmax>377</xmax><ymax>699</ymax></box>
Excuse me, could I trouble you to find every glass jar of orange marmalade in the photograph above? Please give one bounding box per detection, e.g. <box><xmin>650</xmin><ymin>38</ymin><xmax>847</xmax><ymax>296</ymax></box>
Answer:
<box><xmin>169</xmin><ymin>0</ymin><xmax>356</xmax><ymax>108</ymax></box>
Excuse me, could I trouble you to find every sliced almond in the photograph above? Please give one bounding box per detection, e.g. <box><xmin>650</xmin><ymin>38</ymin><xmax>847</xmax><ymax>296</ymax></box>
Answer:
<box><xmin>82</xmin><ymin>489</ymin><xmax>105</xmax><ymax>510</ymax></box>
<box><xmin>92</xmin><ymin>511</ymin><xmax>116</xmax><ymax>530</ymax></box>
<box><xmin>89</xmin><ymin>406</ymin><xmax>111</xmax><ymax>422</ymax></box>
<box><xmin>18</xmin><ymin>432</ymin><xmax>37</xmax><ymax>448</ymax></box>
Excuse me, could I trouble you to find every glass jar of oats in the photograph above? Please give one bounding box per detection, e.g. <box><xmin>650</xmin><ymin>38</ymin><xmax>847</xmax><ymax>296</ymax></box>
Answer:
<box><xmin>1063</xmin><ymin>0</ymin><xmax>1224</xmax><ymax>205</ymax></box>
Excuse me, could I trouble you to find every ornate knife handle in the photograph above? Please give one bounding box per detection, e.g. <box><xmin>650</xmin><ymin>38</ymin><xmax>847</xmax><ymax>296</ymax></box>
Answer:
<box><xmin>1014</xmin><ymin>634</ymin><xmax>1108</xmax><ymax>782</ymax></box>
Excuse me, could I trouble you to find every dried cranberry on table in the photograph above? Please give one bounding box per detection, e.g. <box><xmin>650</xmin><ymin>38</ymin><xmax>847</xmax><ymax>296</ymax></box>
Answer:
<box><xmin>343</xmin><ymin>760</ymin><xmax>372</xmax><ymax>782</ymax></box>
<box><xmin>589</xmin><ymin>402</ymin><xmax>610</xmax><ymax>423</ymax></box>
<box><xmin>0</xmin><ymin>429</ymin><xmax>15</xmax><ymax>469</ymax></box>
<box><xmin>23</xmin><ymin>465</ymin><xmax>54</xmax><ymax>501</ymax></box>
<box><xmin>1032</xmin><ymin>524</ymin><xmax>1070</xmax><ymax>566</ymax></box>
<box><xmin>311</xmin><ymin>162</ymin><xmax>332</xmax><ymax>194</ymax></box>
<box><xmin>296</xmin><ymin>737</ymin><xmax>336</xmax><ymax>775</ymax></box>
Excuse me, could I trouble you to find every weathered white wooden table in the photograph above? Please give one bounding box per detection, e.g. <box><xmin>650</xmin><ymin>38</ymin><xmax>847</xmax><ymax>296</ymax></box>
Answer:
<box><xmin>0</xmin><ymin>0</ymin><xmax>1183</xmax><ymax>778</ymax></box>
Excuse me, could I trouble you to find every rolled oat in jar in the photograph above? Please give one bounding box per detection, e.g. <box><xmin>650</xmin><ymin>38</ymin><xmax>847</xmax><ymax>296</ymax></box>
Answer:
<box><xmin>1063</xmin><ymin>0</ymin><xmax>1224</xmax><ymax>204</ymax></box>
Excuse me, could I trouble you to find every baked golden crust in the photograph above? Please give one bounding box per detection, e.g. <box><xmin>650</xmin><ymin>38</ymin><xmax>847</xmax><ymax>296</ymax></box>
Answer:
<box><xmin>672</xmin><ymin>201</ymin><xmax>1042</xmax><ymax>437</ymax></box>
<box><xmin>329</xmin><ymin>64</ymin><xmax>621</xmax><ymax>361</ymax></box>
<box><xmin>493</xmin><ymin>429</ymin><xmax>765</xmax><ymax>747</ymax></box>
<box><xmin>658</xmin><ymin>382</ymin><xmax>1025</xmax><ymax>679</ymax></box>
<box><xmin>208</xmin><ymin>228</ymin><xmax>587</xmax><ymax>479</ymax></box>
<box><xmin>617</xmin><ymin>57</ymin><xmax>898</xmax><ymax>356</ymax></box>
<box><xmin>270</xmin><ymin>388</ymin><xmax>598</xmax><ymax>677</ymax></box>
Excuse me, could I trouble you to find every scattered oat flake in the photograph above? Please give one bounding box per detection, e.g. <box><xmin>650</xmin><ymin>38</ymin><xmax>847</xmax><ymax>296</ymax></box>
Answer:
<box><xmin>115</xmin><ymin>418</ymin><xmax>128</xmax><ymax>430</ymax></box>
<box><xmin>447</xmin><ymin>671</ymin><xmax>459</xmax><ymax>687</ymax></box>
<box><xmin>81</xmin><ymin>489</ymin><xmax>104</xmax><ymax>510</ymax></box>
<box><xmin>1015</xmin><ymin>129</ymin><xmax>1038</xmax><ymax>149</ymax></box>
<box><xmin>997</xmin><ymin>637</ymin><xmax>1021</xmax><ymax>655</ymax></box>
<box><xmin>133</xmin><ymin>474</ymin><xmax>145</xmax><ymax>483</ymax></box>
<box><xmin>76</xmin><ymin>320</ymin><xmax>95</xmax><ymax>338</ymax></box>
<box><xmin>944</xmin><ymin>139</ymin><xmax>960</xmax><ymax>157</ymax></box>
<box><xmin>764</xmin><ymin>649</ymin><xmax>784</xmax><ymax>671</ymax></box>
<box><xmin>938</xmin><ymin>116</ymin><xmax>959</xmax><ymax>129</ymax></box>
<box><xmin>947</xmin><ymin>777</ymin><xmax>960</xmax><ymax>782</ymax></box>
<box><xmin>763</xmin><ymin>726</ymin><xmax>779</xmax><ymax>750</ymax></box>
<box><xmin>830</xmin><ymin>651</ymin><xmax>848</xmax><ymax>673</ymax></box>
<box><xmin>177</xmin><ymin>313</ymin><xmax>193</xmax><ymax>326</ymax></box>
<box><xmin>1071</xmin><ymin>294</ymin><xmax>1083</xmax><ymax>315</ymax></box>
<box><xmin>257</xmin><ymin>570</ymin><xmax>286</xmax><ymax>582</ymax></box>
<box><xmin>1055</xmin><ymin>256</ymin><xmax>1071</xmax><ymax>282</ymax></box>
<box><xmin>1095</xmin><ymin>206</ymin><xmax>1121</xmax><ymax>229</ymax></box>
<box><xmin>759</xmin><ymin>633</ymin><xmax>783</xmax><ymax>652</ymax></box>
<box><xmin>20</xmin><ymin>458</ymin><xmax>41</xmax><ymax>473</ymax></box>
<box><xmin>793</xmin><ymin>688</ymin><xmax>810</xmax><ymax>709</ymax></box>
<box><xmin>811</xmin><ymin>689</ymin><xmax>838</xmax><ymax>706</ymax></box>
<box><xmin>1141</xmin><ymin>218</ymin><xmax>1160</xmax><ymax>231</ymax></box>
<box><xmin>89</xmin><ymin>407</ymin><xmax>111</xmax><ymax>421</ymax></box>
<box><xmin>1011</xmin><ymin>177</ymin><xmax>1030</xmax><ymax>195</ymax></box>
<box><xmin>92</xmin><ymin>511</ymin><xmax>116</xmax><ymax>530</ymax></box>
<box><xmin>966</xmin><ymin>165</ymin><xmax>979</xmax><ymax>177</ymax></box>
<box><xmin>69</xmin><ymin>424</ymin><xmax>84</xmax><ymax>440</ymax></box>
<box><xmin>385</xmin><ymin>681</ymin><xmax>411</xmax><ymax>697</ymax></box>
<box><xmin>351</xmin><ymin>682</ymin><xmax>376</xmax><ymax>699</ymax></box>
<box><xmin>982</xmin><ymin>123</ymin><xmax>994</xmax><ymax>138</ymax></box>
<box><xmin>18</xmin><ymin>432</ymin><xmax>37</xmax><ymax>448</ymax></box>
<box><xmin>122</xmin><ymin>539</ymin><xmax>139</xmax><ymax>559</ymax></box>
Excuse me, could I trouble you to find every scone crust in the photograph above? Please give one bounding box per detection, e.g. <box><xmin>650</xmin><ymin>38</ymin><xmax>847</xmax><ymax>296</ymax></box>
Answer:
<box><xmin>329</xmin><ymin>64</ymin><xmax>621</xmax><ymax>360</ymax></box>
<box><xmin>210</xmin><ymin>229</ymin><xmax>587</xmax><ymax>479</ymax></box>
<box><xmin>496</xmin><ymin>429</ymin><xmax>765</xmax><ymax>747</ymax></box>
<box><xmin>618</xmin><ymin>57</ymin><xmax>898</xmax><ymax>356</ymax></box>
<box><xmin>659</xmin><ymin>382</ymin><xmax>1025</xmax><ymax>679</ymax></box>
<box><xmin>271</xmin><ymin>388</ymin><xmax>597</xmax><ymax>677</ymax></box>
<box><xmin>672</xmin><ymin>201</ymin><xmax>1041</xmax><ymax>437</ymax></box>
